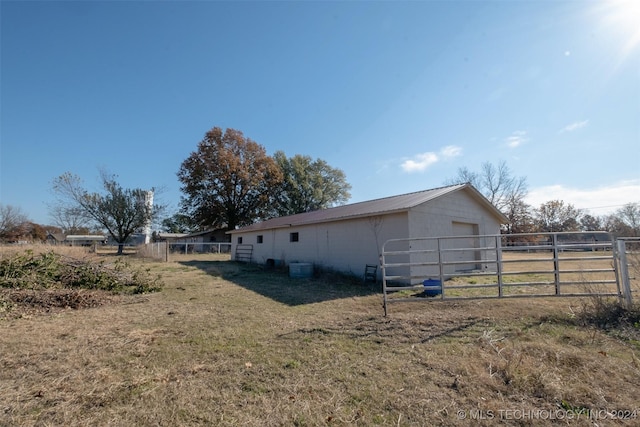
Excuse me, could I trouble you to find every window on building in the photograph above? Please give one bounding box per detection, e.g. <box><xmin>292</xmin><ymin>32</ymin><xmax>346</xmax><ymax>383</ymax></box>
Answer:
<box><xmin>290</xmin><ymin>232</ymin><xmax>299</xmax><ymax>242</ymax></box>
<box><xmin>257</xmin><ymin>235</ymin><xmax>263</xmax><ymax>244</ymax></box>
<box><xmin>237</xmin><ymin>237</ymin><xmax>243</xmax><ymax>244</ymax></box>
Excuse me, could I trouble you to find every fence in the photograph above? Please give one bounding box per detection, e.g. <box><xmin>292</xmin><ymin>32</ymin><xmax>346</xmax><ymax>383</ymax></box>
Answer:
<box><xmin>139</xmin><ymin>242</ymin><xmax>232</xmax><ymax>261</ymax></box>
<box><xmin>381</xmin><ymin>232</ymin><xmax>636</xmax><ymax>316</ymax></box>
<box><xmin>616</xmin><ymin>237</ymin><xmax>640</xmax><ymax>307</ymax></box>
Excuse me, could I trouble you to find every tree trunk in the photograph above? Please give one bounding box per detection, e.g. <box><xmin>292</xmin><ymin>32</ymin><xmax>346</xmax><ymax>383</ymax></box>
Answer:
<box><xmin>117</xmin><ymin>243</ymin><xmax>124</xmax><ymax>255</ymax></box>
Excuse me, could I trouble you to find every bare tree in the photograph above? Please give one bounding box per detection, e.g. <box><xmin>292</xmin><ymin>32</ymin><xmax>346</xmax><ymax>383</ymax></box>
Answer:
<box><xmin>48</xmin><ymin>203</ymin><xmax>91</xmax><ymax>234</ymax></box>
<box><xmin>0</xmin><ymin>204</ymin><xmax>30</xmax><ymax>242</ymax></box>
<box><xmin>580</xmin><ymin>214</ymin><xmax>604</xmax><ymax>231</ymax></box>
<box><xmin>605</xmin><ymin>202</ymin><xmax>640</xmax><ymax>237</ymax></box>
<box><xmin>52</xmin><ymin>171</ymin><xmax>164</xmax><ymax>254</ymax></box>
<box><xmin>446</xmin><ymin>160</ymin><xmax>530</xmax><ymax>233</ymax></box>
<box><xmin>616</xmin><ymin>202</ymin><xmax>640</xmax><ymax>236</ymax></box>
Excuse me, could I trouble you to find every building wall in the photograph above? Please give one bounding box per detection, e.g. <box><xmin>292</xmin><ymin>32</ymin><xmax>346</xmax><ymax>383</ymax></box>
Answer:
<box><xmin>408</xmin><ymin>189</ymin><xmax>500</xmax><ymax>237</ymax></box>
<box><xmin>407</xmin><ymin>190</ymin><xmax>502</xmax><ymax>281</ymax></box>
<box><xmin>231</xmin><ymin>212</ymin><xmax>408</xmax><ymax>277</ymax></box>
<box><xmin>230</xmin><ymin>189</ymin><xmax>503</xmax><ymax>281</ymax></box>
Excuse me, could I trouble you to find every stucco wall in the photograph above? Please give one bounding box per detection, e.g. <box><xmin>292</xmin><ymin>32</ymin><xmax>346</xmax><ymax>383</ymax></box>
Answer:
<box><xmin>408</xmin><ymin>189</ymin><xmax>500</xmax><ymax>237</ymax></box>
<box><xmin>231</xmin><ymin>212</ymin><xmax>408</xmax><ymax>277</ymax></box>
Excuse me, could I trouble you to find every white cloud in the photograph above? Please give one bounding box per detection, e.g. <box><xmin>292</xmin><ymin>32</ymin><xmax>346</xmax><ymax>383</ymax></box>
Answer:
<box><xmin>525</xmin><ymin>180</ymin><xmax>640</xmax><ymax>215</ymax></box>
<box><xmin>504</xmin><ymin>130</ymin><xmax>528</xmax><ymax>148</ymax></box>
<box><xmin>400</xmin><ymin>145</ymin><xmax>462</xmax><ymax>173</ymax></box>
<box><xmin>560</xmin><ymin>119</ymin><xmax>589</xmax><ymax>133</ymax></box>
<box><xmin>401</xmin><ymin>152</ymin><xmax>438</xmax><ymax>172</ymax></box>
<box><xmin>440</xmin><ymin>145</ymin><xmax>463</xmax><ymax>159</ymax></box>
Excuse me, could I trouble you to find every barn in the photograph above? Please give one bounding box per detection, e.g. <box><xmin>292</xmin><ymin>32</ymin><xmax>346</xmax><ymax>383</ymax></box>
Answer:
<box><xmin>228</xmin><ymin>183</ymin><xmax>507</xmax><ymax>280</ymax></box>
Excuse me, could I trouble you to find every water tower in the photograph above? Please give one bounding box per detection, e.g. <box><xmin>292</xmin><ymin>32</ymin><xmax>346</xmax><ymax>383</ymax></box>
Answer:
<box><xmin>142</xmin><ymin>190</ymin><xmax>154</xmax><ymax>244</ymax></box>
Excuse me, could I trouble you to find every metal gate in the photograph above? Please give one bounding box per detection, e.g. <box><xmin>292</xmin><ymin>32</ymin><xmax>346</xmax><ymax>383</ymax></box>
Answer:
<box><xmin>381</xmin><ymin>232</ymin><xmax>636</xmax><ymax>316</ymax></box>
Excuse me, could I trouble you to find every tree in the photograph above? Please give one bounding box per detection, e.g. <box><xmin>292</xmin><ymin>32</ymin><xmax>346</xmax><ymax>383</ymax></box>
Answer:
<box><xmin>52</xmin><ymin>171</ymin><xmax>163</xmax><ymax>254</ymax></box>
<box><xmin>534</xmin><ymin>200</ymin><xmax>582</xmax><ymax>232</ymax></box>
<box><xmin>23</xmin><ymin>222</ymin><xmax>47</xmax><ymax>242</ymax></box>
<box><xmin>177</xmin><ymin>127</ymin><xmax>283</xmax><ymax>230</ymax></box>
<box><xmin>502</xmin><ymin>198</ymin><xmax>535</xmax><ymax>235</ymax></box>
<box><xmin>161</xmin><ymin>213</ymin><xmax>195</xmax><ymax>234</ymax></box>
<box><xmin>0</xmin><ymin>204</ymin><xmax>30</xmax><ymax>242</ymax></box>
<box><xmin>615</xmin><ymin>202</ymin><xmax>640</xmax><ymax>237</ymax></box>
<box><xmin>48</xmin><ymin>203</ymin><xmax>91</xmax><ymax>234</ymax></box>
<box><xmin>272</xmin><ymin>151</ymin><xmax>351</xmax><ymax>216</ymax></box>
<box><xmin>605</xmin><ymin>202</ymin><xmax>640</xmax><ymax>237</ymax></box>
<box><xmin>580</xmin><ymin>214</ymin><xmax>604</xmax><ymax>231</ymax></box>
<box><xmin>445</xmin><ymin>160</ymin><xmax>529</xmax><ymax>233</ymax></box>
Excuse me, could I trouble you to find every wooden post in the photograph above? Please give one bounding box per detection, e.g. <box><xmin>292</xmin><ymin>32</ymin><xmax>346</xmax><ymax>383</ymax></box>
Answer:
<box><xmin>165</xmin><ymin>240</ymin><xmax>169</xmax><ymax>263</ymax></box>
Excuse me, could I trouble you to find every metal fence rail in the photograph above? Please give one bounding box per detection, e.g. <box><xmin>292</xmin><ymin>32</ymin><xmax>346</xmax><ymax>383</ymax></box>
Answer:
<box><xmin>616</xmin><ymin>237</ymin><xmax>640</xmax><ymax>308</ymax></box>
<box><xmin>381</xmin><ymin>231</ymin><xmax>630</xmax><ymax>316</ymax></box>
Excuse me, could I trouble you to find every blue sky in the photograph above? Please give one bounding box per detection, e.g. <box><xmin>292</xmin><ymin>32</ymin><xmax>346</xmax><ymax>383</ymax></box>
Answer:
<box><xmin>1</xmin><ymin>0</ymin><xmax>639</xmax><ymax>226</ymax></box>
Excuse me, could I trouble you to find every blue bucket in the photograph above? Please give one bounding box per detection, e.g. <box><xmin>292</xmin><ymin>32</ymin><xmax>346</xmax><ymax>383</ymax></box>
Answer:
<box><xmin>423</xmin><ymin>279</ymin><xmax>442</xmax><ymax>297</ymax></box>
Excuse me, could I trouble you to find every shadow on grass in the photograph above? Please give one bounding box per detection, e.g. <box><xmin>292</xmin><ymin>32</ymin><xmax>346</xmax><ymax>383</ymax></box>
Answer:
<box><xmin>280</xmin><ymin>316</ymin><xmax>489</xmax><ymax>345</ymax></box>
<box><xmin>178</xmin><ymin>260</ymin><xmax>379</xmax><ymax>306</ymax></box>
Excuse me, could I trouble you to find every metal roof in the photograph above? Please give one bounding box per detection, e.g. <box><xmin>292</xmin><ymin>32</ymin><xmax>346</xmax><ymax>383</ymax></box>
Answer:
<box><xmin>230</xmin><ymin>183</ymin><xmax>505</xmax><ymax>233</ymax></box>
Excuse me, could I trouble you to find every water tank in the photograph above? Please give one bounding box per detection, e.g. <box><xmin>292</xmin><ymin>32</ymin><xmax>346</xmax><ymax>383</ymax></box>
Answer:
<box><xmin>289</xmin><ymin>262</ymin><xmax>313</xmax><ymax>278</ymax></box>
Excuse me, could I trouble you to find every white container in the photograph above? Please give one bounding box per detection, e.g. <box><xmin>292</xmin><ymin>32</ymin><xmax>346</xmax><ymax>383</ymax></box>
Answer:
<box><xmin>289</xmin><ymin>262</ymin><xmax>313</xmax><ymax>278</ymax></box>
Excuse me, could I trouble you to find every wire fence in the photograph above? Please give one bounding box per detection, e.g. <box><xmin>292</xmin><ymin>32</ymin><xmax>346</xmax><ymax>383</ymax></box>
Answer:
<box><xmin>138</xmin><ymin>242</ymin><xmax>232</xmax><ymax>261</ymax></box>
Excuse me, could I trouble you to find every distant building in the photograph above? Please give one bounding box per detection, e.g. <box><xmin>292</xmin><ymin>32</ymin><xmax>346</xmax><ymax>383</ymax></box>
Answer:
<box><xmin>46</xmin><ymin>233</ymin><xmax>107</xmax><ymax>246</ymax></box>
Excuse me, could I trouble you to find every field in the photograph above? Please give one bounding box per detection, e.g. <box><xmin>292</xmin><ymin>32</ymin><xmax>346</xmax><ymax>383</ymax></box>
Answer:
<box><xmin>1</xmin><ymin>247</ymin><xmax>640</xmax><ymax>426</ymax></box>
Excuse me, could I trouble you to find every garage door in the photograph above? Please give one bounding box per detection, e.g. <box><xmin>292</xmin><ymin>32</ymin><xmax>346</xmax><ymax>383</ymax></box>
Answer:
<box><xmin>451</xmin><ymin>222</ymin><xmax>480</xmax><ymax>271</ymax></box>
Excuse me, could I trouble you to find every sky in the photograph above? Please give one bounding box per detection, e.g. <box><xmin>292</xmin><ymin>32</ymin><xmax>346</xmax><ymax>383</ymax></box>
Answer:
<box><xmin>1</xmin><ymin>0</ymin><xmax>639</xmax><ymax>227</ymax></box>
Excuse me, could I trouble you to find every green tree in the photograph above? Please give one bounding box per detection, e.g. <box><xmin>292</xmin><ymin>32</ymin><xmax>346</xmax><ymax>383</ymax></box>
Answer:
<box><xmin>535</xmin><ymin>200</ymin><xmax>582</xmax><ymax>232</ymax></box>
<box><xmin>161</xmin><ymin>213</ymin><xmax>195</xmax><ymax>234</ymax></box>
<box><xmin>272</xmin><ymin>151</ymin><xmax>351</xmax><ymax>216</ymax></box>
<box><xmin>177</xmin><ymin>127</ymin><xmax>283</xmax><ymax>230</ymax></box>
<box><xmin>52</xmin><ymin>171</ymin><xmax>163</xmax><ymax>254</ymax></box>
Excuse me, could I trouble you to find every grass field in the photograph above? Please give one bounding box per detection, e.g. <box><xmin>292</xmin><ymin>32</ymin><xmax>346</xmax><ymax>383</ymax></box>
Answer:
<box><xmin>1</xmin><ymin>247</ymin><xmax>640</xmax><ymax>426</ymax></box>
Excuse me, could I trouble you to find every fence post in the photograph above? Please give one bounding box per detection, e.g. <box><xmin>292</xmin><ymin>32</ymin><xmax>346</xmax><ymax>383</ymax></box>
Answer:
<box><xmin>552</xmin><ymin>233</ymin><xmax>560</xmax><ymax>295</ymax></box>
<box><xmin>496</xmin><ymin>235</ymin><xmax>503</xmax><ymax>297</ymax></box>
<box><xmin>381</xmin><ymin>252</ymin><xmax>388</xmax><ymax>317</ymax></box>
<box><xmin>616</xmin><ymin>239</ymin><xmax>633</xmax><ymax>309</ymax></box>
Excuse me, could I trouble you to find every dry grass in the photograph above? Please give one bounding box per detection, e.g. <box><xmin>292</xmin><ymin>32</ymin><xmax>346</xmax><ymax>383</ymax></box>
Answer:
<box><xmin>1</xmin><ymin>247</ymin><xmax>640</xmax><ymax>426</ymax></box>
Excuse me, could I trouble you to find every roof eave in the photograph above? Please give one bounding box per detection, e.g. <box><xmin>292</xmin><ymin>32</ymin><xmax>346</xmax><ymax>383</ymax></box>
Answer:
<box><xmin>227</xmin><ymin>207</ymin><xmax>412</xmax><ymax>234</ymax></box>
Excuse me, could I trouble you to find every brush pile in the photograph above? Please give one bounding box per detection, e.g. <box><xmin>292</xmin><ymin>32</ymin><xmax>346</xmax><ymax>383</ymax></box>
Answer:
<box><xmin>0</xmin><ymin>249</ymin><xmax>161</xmax><ymax>317</ymax></box>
